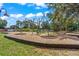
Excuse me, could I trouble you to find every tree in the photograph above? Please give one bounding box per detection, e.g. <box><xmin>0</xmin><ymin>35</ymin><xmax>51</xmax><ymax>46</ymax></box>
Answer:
<box><xmin>41</xmin><ymin>20</ymin><xmax>51</xmax><ymax>36</ymax></box>
<box><xmin>41</xmin><ymin>20</ymin><xmax>50</xmax><ymax>29</ymax></box>
<box><xmin>22</xmin><ymin>19</ymin><xmax>37</xmax><ymax>29</ymax></box>
<box><xmin>16</xmin><ymin>20</ymin><xmax>23</xmax><ymax>29</ymax></box>
<box><xmin>47</xmin><ymin>3</ymin><xmax>79</xmax><ymax>32</ymax></box>
<box><xmin>10</xmin><ymin>25</ymin><xmax>17</xmax><ymax>29</ymax></box>
<box><xmin>22</xmin><ymin>20</ymin><xmax>29</xmax><ymax>28</ymax></box>
<box><xmin>0</xmin><ymin>19</ymin><xmax>7</xmax><ymax>29</ymax></box>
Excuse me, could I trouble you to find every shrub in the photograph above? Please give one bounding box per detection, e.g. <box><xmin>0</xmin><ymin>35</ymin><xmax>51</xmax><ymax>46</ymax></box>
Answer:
<box><xmin>22</xmin><ymin>28</ymin><xmax>32</xmax><ymax>32</ymax></box>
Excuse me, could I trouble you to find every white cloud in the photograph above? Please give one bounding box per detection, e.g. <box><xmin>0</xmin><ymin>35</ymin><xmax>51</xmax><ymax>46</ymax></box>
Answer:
<box><xmin>10</xmin><ymin>14</ymin><xmax>23</xmax><ymax>18</ymax></box>
<box><xmin>36</xmin><ymin>12</ymin><xmax>43</xmax><ymax>16</ymax></box>
<box><xmin>16</xmin><ymin>14</ymin><xmax>23</xmax><ymax>18</ymax></box>
<box><xmin>1</xmin><ymin>16</ymin><xmax>9</xmax><ymax>20</ymax></box>
<box><xmin>25</xmin><ymin>13</ymin><xmax>35</xmax><ymax>18</ymax></box>
<box><xmin>10</xmin><ymin>12</ymin><xmax>44</xmax><ymax>19</ymax></box>
<box><xmin>25</xmin><ymin>12</ymin><xmax>44</xmax><ymax>18</ymax></box>
<box><xmin>10</xmin><ymin>14</ymin><xmax>16</xmax><ymax>17</ymax></box>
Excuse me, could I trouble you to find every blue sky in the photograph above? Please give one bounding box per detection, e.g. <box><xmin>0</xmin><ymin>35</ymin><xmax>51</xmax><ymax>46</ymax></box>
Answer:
<box><xmin>0</xmin><ymin>3</ymin><xmax>51</xmax><ymax>27</ymax></box>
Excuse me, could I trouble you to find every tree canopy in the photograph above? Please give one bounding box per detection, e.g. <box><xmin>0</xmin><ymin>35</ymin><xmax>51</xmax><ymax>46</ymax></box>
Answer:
<box><xmin>47</xmin><ymin>3</ymin><xmax>79</xmax><ymax>31</ymax></box>
<box><xmin>0</xmin><ymin>19</ymin><xmax>7</xmax><ymax>29</ymax></box>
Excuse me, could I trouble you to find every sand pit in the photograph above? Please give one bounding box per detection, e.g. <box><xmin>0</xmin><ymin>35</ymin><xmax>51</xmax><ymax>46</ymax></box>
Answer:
<box><xmin>5</xmin><ymin>32</ymin><xmax>79</xmax><ymax>48</ymax></box>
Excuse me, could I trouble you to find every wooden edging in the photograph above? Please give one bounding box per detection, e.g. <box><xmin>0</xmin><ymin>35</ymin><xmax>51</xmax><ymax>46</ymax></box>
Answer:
<box><xmin>4</xmin><ymin>35</ymin><xmax>79</xmax><ymax>49</ymax></box>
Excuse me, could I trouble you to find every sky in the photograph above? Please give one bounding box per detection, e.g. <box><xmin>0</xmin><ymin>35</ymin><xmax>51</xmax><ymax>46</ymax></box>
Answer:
<box><xmin>0</xmin><ymin>3</ymin><xmax>51</xmax><ymax>27</ymax></box>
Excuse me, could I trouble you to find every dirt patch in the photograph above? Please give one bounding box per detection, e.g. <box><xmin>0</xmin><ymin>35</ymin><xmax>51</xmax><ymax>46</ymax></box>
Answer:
<box><xmin>15</xmin><ymin>33</ymin><xmax>26</xmax><ymax>35</ymax></box>
<box><xmin>5</xmin><ymin>32</ymin><xmax>79</xmax><ymax>45</ymax></box>
<box><xmin>40</xmin><ymin>36</ymin><xmax>56</xmax><ymax>39</ymax></box>
<box><xmin>6</xmin><ymin>32</ymin><xmax>79</xmax><ymax>41</ymax></box>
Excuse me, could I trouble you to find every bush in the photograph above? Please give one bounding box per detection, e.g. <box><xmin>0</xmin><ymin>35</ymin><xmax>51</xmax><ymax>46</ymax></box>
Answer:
<box><xmin>22</xmin><ymin>28</ymin><xmax>32</xmax><ymax>32</ymax></box>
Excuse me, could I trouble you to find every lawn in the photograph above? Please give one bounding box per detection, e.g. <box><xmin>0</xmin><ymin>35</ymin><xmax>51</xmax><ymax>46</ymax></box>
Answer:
<box><xmin>0</xmin><ymin>33</ymin><xmax>79</xmax><ymax>56</ymax></box>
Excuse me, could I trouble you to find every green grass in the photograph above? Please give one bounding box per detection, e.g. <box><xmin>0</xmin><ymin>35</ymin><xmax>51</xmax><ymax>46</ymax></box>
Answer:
<box><xmin>0</xmin><ymin>33</ymin><xmax>79</xmax><ymax>56</ymax></box>
<box><xmin>0</xmin><ymin>33</ymin><xmax>43</xmax><ymax>56</ymax></box>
